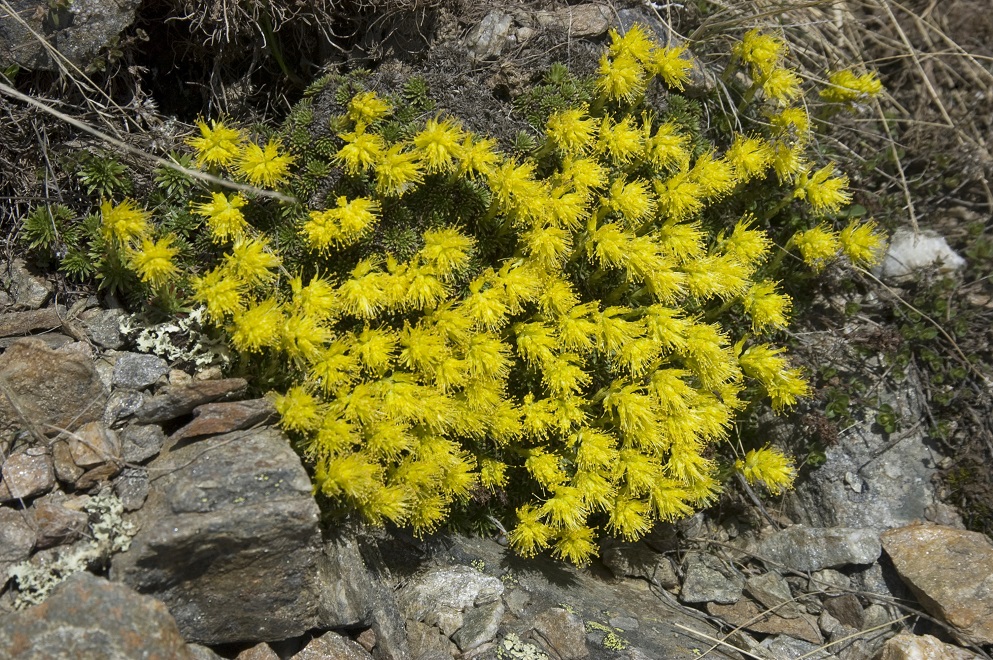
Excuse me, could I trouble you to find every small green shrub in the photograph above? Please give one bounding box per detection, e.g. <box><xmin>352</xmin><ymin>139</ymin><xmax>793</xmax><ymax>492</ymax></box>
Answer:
<box><xmin>22</xmin><ymin>25</ymin><xmax>885</xmax><ymax>564</ymax></box>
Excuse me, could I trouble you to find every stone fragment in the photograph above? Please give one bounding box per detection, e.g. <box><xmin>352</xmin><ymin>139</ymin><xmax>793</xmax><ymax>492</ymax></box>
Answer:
<box><xmin>679</xmin><ymin>552</ymin><xmax>743</xmax><ymax>604</ymax></box>
<box><xmin>874</xmin><ymin>632</ymin><xmax>981</xmax><ymax>660</ymax></box>
<box><xmin>809</xmin><ymin>568</ymin><xmax>852</xmax><ymax>594</ymax></box>
<box><xmin>113</xmin><ymin>467</ymin><xmax>149</xmax><ymax>511</ymax></box>
<box><xmin>104</xmin><ymin>389</ymin><xmax>144</xmax><ymax>426</ymax></box>
<box><xmin>110</xmin><ymin>427</ymin><xmax>322</xmax><ymax>644</ymax></box>
<box><xmin>407</xmin><ymin>620</ymin><xmax>458</xmax><ymax>660</ymax></box>
<box><xmin>6</xmin><ymin>258</ymin><xmax>53</xmax><ymax>309</ymax></box>
<box><xmin>51</xmin><ymin>440</ymin><xmax>84</xmax><ymax>484</ymax></box>
<box><xmin>823</xmin><ymin>594</ymin><xmax>864</xmax><ymax>630</ymax></box>
<box><xmin>68</xmin><ymin>420</ymin><xmax>120</xmax><ymax>468</ymax></box>
<box><xmin>356</xmin><ymin>628</ymin><xmax>376</xmax><ymax>653</ymax></box>
<box><xmin>30</xmin><ymin>494</ymin><xmax>89</xmax><ymax>549</ymax></box>
<box><xmin>533</xmin><ymin>607</ymin><xmax>589</xmax><ymax>659</ymax></box>
<box><xmin>295</xmin><ymin>631</ymin><xmax>375</xmax><ymax>660</ymax></box>
<box><xmin>0</xmin><ymin>338</ymin><xmax>107</xmax><ymax>438</ymax></box>
<box><xmin>0</xmin><ymin>506</ymin><xmax>36</xmax><ymax>583</ymax></box>
<box><xmin>601</xmin><ymin>540</ymin><xmax>678</xmax><ymax>588</ymax></box>
<box><xmin>0</xmin><ymin>447</ymin><xmax>55</xmax><ymax>501</ymax></box>
<box><xmin>0</xmin><ymin>572</ymin><xmax>192</xmax><ymax>659</ymax></box>
<box><xmin>608</xmin><ymin>615</ymin><xmax>639</xmax><ymax>630</ymax></box>
<box><xmin>188</xmin><ymin>644</ymin><xmax>225</xmax><ymax>660</ymax></box>
<box><xmin>74</xmin><ymin>461</ymin><xmax>123</xmax><ymax>490</ymax></box>
<box><xmin>397</xmin><ymin>565</ymin><xmax>504</xmax><ymax>637</ymax></box>
<box><xmin>760</xmin><ymin>634</ymin><xmax>831</xmax><ymax>659</ymax></box>
<box><xmin>0</xmin><ymin>333</ymin><xmax>73</xmax><ymax>350</ymax></box>
<box><xmin>0</xmin><ymin>307</ymin><xmax>62</xmax><ymax>337</ymax></box>
<box><xmin>79</xmin><ymin>307</ymin><xmax>125</xmax><ymax>349</ymax></box>
<box><xmin>112</xmin><ymin>352</ymin><xmax>170</xmax><ymax>390</ymax></box>
<box><xmin>504</xmin><ymin>588</ymin><xmax>530</xmax><ymax>617</ymax></box>
<box><xmin>752</xmin><ymin>525</ymin><xmax>881</xmax><ymax>572</ymax></box>
<box><xmin>120</xmin><ymin>423</ymin><xmax>166</xmax><ymax>464</ymax></box>
<box><xmin>707</xmin><ymin>600</ymin><xmax>823</xmax><ymax>645</ymax></box>
<box><xmin>535</xmin><ymin>4</ymin><xmax>612</xmax><ymax>36</ymax></box>
<box><xmin>466</xmin><ymin>10</ymin><xmax>514</xmax><ymax>60</ymax></box>
<box><xmin>881</xmin><ymin>523</ymin><xmax>993</xmax><ymax>644</ymax></box>
<box><xmin>746</xmin><ymin>571</ymin><xmax>801</xmax><ymax>619</ymax></box>
<box><xmin>169</xmin><ymin>399</ymin><xmax>277</xmax><ymax>444</ymax></box>
<box><xmin>235</xmin><ymin>643</ymin><xmax>280</xmax><ymax>660</ymax></box>
<box><xmin>135</xmin><ymin>378</ymin><xmax>249</xmax><ymax>424</ymax></box>
<box><xmin>453</xmin><ymin>599</ymin><xmax>505</xmax><ymax>652</ymax></box>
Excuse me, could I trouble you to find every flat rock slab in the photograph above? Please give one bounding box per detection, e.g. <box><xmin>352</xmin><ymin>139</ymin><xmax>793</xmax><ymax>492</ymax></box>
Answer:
<box><xmin>751</xmin><ymin>525</ymin><xmax>881</xmax><ymax>572</ymax></box>
<box><xmin>881</xmin><ymin>523</ymin><xmax>993</xmax><ymax>645</ymax></box>
<box><xmin>0</xmin><ymin>338</ymin><xmax>107</xmax><ymax>438</ymax></box>
<box><xmin>135</xmin><ymin>378</ymin><xmax>248</xmax><ymax>423</ymax></box>
<box><xmin>0</xmin><ymin>571</ymin><xmax>193</xmax><ymax>659</ymax></box>
<box><xmin>110</xmin><ymin>427</ymin><xmax>322</xmax><ymax>644</ymax></box>
<box><xmin>707</xmin><ymin>599</ymin><xmax>822</xmax><ymax>645</ymax></box>
<box><xmin>169</xmin><ymin>398</ymin><xmax>276</xmax><ymax>444</ymax></box>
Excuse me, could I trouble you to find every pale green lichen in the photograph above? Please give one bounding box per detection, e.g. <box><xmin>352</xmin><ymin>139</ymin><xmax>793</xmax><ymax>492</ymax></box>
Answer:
<box><xmin>497</xmin><ymin>633</ymin><xmax>549</xmax><ymax>660</ymax></box>
<box><xmin>6</xmin><ymin>491</ymin><xmax>136</xmax><ymax>609</ymax></box>
<box><xmin>585</xmin><ymin>620</ymin><xmax>629</xmax><ymax>650</ymax></box>
<box><xmin>120</xmin><ymin>305</ymin><xmax>231</xmax><ymax>367</ymax></box>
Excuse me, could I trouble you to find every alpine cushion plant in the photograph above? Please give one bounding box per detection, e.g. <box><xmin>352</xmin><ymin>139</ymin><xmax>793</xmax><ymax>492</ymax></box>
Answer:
<box><xmin>72</xmin><ymin>24</ymin><xmax>886</xmax><ymax>565</ymax></box>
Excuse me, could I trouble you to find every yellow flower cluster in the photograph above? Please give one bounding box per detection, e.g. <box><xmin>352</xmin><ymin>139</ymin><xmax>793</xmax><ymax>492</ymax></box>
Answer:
<box><xmin>99</xmin><ymin>200</ymin><xmax>178</xmax><ymax>289</ymax></box>
<box><xmin>110</xmin><ymin>24</ymin><xmax>887</xmax><ymax>565</ymax></box>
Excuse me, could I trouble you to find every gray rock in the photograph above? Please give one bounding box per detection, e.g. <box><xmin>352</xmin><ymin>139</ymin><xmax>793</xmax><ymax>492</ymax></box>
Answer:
<box><xmin>878</xmin><ymin>228</ymin><xmax>966</xmax><ymax>281</ymax></box>
<box><xmin>407</xmin><ymin>620</ymin><xmax>458</xmax><ymax>660</ymax></box>
<box><xmin>113</xmin><ymin>467</ymin><xmax>149</xmax><ymax>511</ymax></box>
<box><xmin>881</xmin><ymin>523</ymin><xmax>993</xmax><ymax>645</ymax></box>
<box><xmin>0</xmin><ymin>447</ymin><xmax>55</xmax><ymax>501</ymax></box>
<box><xmin>466</xmin><ymin>10</ymin><xmax>515</xmax><ymax>60</ymax></box>
<box><xmin>110</xmin><ymin>427</ymin><xmax>322</xmax><ymax>644</ymax></box>
<box><xmin>29</xmin><ymin>494</ymin><xmax>89</xmax><ymax>549</ymax></box>
<box><xmin>504</xmin><ymin>587</ymin><xmax>531</xmax><ymax>617</ymax></box>
<box><xmin>5</xmin><ymin>258</ymin><xmax>52</xmax><ymax>309</ymax></box>
<box><xmin>0</xmin><ymin>0</ymin><xmax>142</xmax><ymax>71</ymax></box>
<box><xmin>601</xmin><ymin>540</ymin><xmax>678</xmax><ymax>588</ymax></box>
<box><xmin>0</xmin><ymin>506</ymin><xmax>36</xmax><ymax>584</ymax></box>
<box><xmin>533</xmin><ymin>607</ymin><xmax>589</xmax><ymax>660</ymax></box>
<box><xmin>120</xmin><ymin>423</ymin><xmax>166</xmax><ymax>464</ymax></box>
<box><xmin>760</xmin><ymin>634</ymin><xmax>831</xmax><ymax>659</ymax></box>
<box><xmin>112</xmin><ymin>352</ymin><xmax>170</xmax><ymax>390</ymax></box>
<box><xmin>135</xmin><ymin>378</ymin><xmax>249</xmax><ymax>424</ymax></box>
<box><xmin>397</xmin><ymin>565</ymin><xmax>504</xmax><ymax>637</ymax></box>
<box><xmin>609</xmin><ymin>615</ymin><xmax>639</xmax><ymax>630</ymax></box>
<box><xmin>808</xmin><ymin>568</ymin><xmax>852</xmax><ymax>594</ymax></box>
<box><xmin>0</xmin><ymin>338</ymin><xmax>107</xmax><ymax>439</ymax></box>
<box><xmin>746</xmin><ymin>571</ymin><xmax>801</xmax><ymax>618</ymax></box>
<box><xmin>453</xmin><ymin>599</ymin><xmax>505</xmax><ymax>652</ymax></box>
<box><xmin>233</xmin><ymin>643</ymin><xmax>279</xmax><ymax>660</ymax></box>
<box><xmin>535</xmin><ymin>5</ymin><xmax>612</xmax><ymax>36</ymax></box>
<box><xmin>823</xmin><ymin>594</ymin><xmax>864</xmax><ymax>630</ymax></box>
<box><xmin>188</xmin><ymin>644</ymin><xmax>226</xmax><ymax>660</ymax></box>
<box><xmin>80</xmin><ymin>307</ymin><xmax>125</xmax><ymax>349</ymax></box>
<box><xmin>104</xmin><ymin>389</ymin><xmax>145</xmax><ymax>426</ymax></box>
<box><xmin>680</xmin><ymin>552</ymin><xmax>743</xmax><ymax>604</ymax></box>
<box><xmin>295</xmin><ymin>631</ymin><xmax>375</xmax><ymax>660</ymax></box>
<box><xmin>0</xmin><ymin>572</ymin><xmax>193</xmax><ymax>659</ymax></box>
<box><xmin>751</xmin><ymin>525</ymin><xmax>881</xmax><ymax>572</ymax></box>
<box><xmin>317</xmin><ymin>529</ymin><xmax>412</xmax><ymax>660</ymax></box>
<box><xmin>707</xmin><ymin>599</ymin><xmax>822</xmax><ymax>645</ymax></box>
<box><xmin>51</xmin><ymin>440</ymin><xmax>85</xmax><ymax>484</ymax></box>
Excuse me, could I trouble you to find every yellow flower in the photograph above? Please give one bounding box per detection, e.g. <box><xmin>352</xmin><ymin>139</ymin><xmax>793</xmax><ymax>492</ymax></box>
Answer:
<box><xmin>100</xmin><ymin>199</ymin><xmax>151</xmax><ymax>245</ymax></box>
<box><xmin>560</xmin><ymin>156</ymin><xmax>608</xmax><ymax>192</ymax></box>
<box><xmin>725</xmin><ymin>135</ymin><xmax>774</xmax><ymax>182</ymax></box>
<box><xmin>526</xmin><ymin>450</ymin><xmax>567</xmax><ymax>489</ymax></box>
<box><xmin>546</xmin><ymin>107</ymin><xmax>596</xmax><ymax>155</ymax></box>
<box><xmin>606</xmin><ymin>178</ymin><xmax>656</xmax><ymax>224</ymax></box>
<box><xmin>274</xmin><ymin>385</ymin><xmax>322</xmax><ymax>433</ymax></box>
<box><xmin>769</xmin><ymin>107</ymin><xmax>810</xmax><ymax>136</ymax></box>
<box><xmin>187</xmin><ymin>119</ymin><xmax>244</xmax><ymax>167</ymax></box>
<box><xmin>719</xmin><ymin>214</ymin><xmax>772</xmax><ymax>267</ymax></box>
<box><xmin>644</xmin><ymin>121</ymin><xmax>690</xmax><ymax>171</ymax></box>
<box><xmin>458</xmin><ymin>134</ymin><xmax>501</xmax><ymax>177</ymax></box>
<box><xmin>839</xmin><ymin>219</ymin><xmax>886</xmax><ymax>267</ymax></box>
<box><xmin>820</xmin><ymin>70</ymin><xmax>883</xmax><ymax>104</ymax></box>
<box><xmin>237</xmin><ymin>139</ymin><xmax>294</xmax><ymax>188</ymax></box>
<box><xmin>735</xmin><ymin>446</ymin><xmax>796</xmax><ymax>494</ymax></box>
<box><xmin>654</xmin><ymin>171</ymin><xmax>704</xmax><ymax>221</ymax></box>
<box><xmin>302</xmin><ymin>196</ymin><xmax>381</xmax><ymax>251</ymax></box>
<box><xmin>761</xmin><ymin>67</ymin><xmax>802</xmax><ymax>103</ymax></box>
<box><xmin>608</xmin><ymin>24</ymin><xmax>654</xmax><ymax>64</ymax></box>
<box><xmin>479</xmin><ymin>458</ymin><xmax>508</xmax><ymax>490</ymax></box>
<box><xmin>553</xmin><ymin>525</ymin><xmax>598</xmax><ymax>565</ymax></box>
<box><xmin>130</xmin><ymin>236</ymin><xmax>179</xmax><ymax>287</ymax></box>
<box><xmin>734</xmin><ymin>29</ymin><xmax>785</xmax><ymax>78</ymax></box>
<box><xmin>690</xmin><ymin>151</ymin><xmax>736</xmax><ymax>199</ymax></box>
<box><xmin>738</xmin><ymin>343</ymin><xmax>809</xmax><ymax>411</ymax></box>
<box><xmin>597</xmin><ymin>116</ymin><xmax>644</xmax><ymax>165</ymax></box>
<box><xmin>192</xmin><ymin>267</ymin><xmax>245</xmax><ymax>319</ymax></box>
<box><xmin>648</xmin><ymin>45</ymin><xmax>693</xmax><ymax>90</ymax></box>
<box><xmin>347</xmin><ymin>90</ymin><xmax>392</xmax><ymax>127</ymax></box>
<box><xmin>224</xmin><ymin>237</ymin><xmax>281</xmax><ymax>286</ymax></box>
<box><xmin>595</xmin><ymin>51</ymin><xmax>646</xmax><ymax>103</ymax></box>
<box><xmin>508</xmin><ymin>504</ymin><xmax>553</xmax><ymax>557</ymax></box>
<box><xmin>792</xmin><ymin>224</ymin><xmax>840</xmax><ymax>270</ymax></box>
<box><xmin>335</xmin><ymin>129</ymin><xmax>385</xmax><ymax>176</ymax></box>
<box><xmin>229</xmin><ymin>298</ymin><xmax>284</xmax><ymax>352</ymax></box>
<box><xmin>794</xmin><ymin>163</ymin><xmax>852</xmax><ymax>214</ymax></box>
<box><xmin>375</xmin><ymin>144</ymin><xmax>424</xmax><ymax>197</ymax></box>
<box><xmin>771</xmin><ymin>141</ymin><xmax>807</xmax><ymax>183</ymax></box>
<box><xmin>192</xmin><ymin>191</ymin><xmax>249</xmax><ymax>243</ymax></box>
<box><xmin>742</xmin><ymin>280</ymin><xmax>792</xmax><ymax>331</ymax></box>
<box><xmin>607</xmin><ymin>496</ymin><xmax>652</xmax><ymax>542</ymax></box>
<box><xmin>413</xmin><ymin>116</ymin><xmax>464</xmax><ymax>173</ymax></box>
